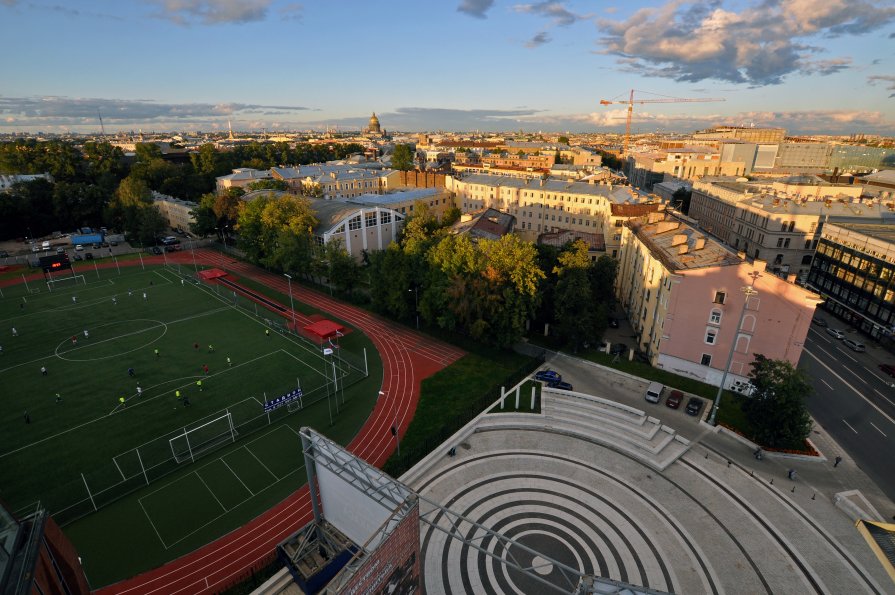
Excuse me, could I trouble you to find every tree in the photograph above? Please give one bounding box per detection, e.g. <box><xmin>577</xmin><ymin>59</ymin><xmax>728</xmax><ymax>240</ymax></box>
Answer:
<box><xmin>391</xmin><ymin>144</ymin><xmax>414</xmax><ymax>171</ymax></box>
<box><xmin>742</xmin><ymin>354</ymin><xmax>813</xmax><ymax>449</ymax></box>
<box><xmin>246</xmin><ymin>179</ymin><xmax>289</xmax><ymax>192</ymax></box>
<box><xmin>554</xmin><ymin>268</ymin><xmax>597</xmax><ymax>351</ymax></box>
<box><xmin>558</xmin><ymin>136</ymin><xmax>570</xmax><ymax>145</ymax></box>
<box><xmin>137</xmin><ymin>206</ymin><xmax>168</xmax><ymax>245</ymax></box>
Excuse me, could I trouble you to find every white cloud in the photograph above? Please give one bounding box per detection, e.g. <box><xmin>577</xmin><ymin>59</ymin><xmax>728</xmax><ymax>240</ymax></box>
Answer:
<box><xmin>147</xmin><ymin>0</ymin><xmax>272</xmax><ymax>25</ymax></box>
<box><xmin>596</xmin><ymin>0</ymin><xmax>895</xmax><ymax>86</ymax></box>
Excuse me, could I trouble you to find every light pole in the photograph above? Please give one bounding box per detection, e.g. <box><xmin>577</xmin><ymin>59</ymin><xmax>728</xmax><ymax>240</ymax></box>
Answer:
<box><xmin>409</xmin><ymin>285</ymin><xmax>419</xmax><ymax>330</ymax></box>
<box><xmin>284</xmin><ymin>273</ymin><xmax>296</xmax><ymax>332</ymax></box>
<box><xmin>189</xmin><ymin>237</ymin><xmax>198</xmax><ymax>274</ymax></box>
<box><xmin>708</xmin><ymin>271</ymin><xmax>761</xmax><ymax>426</ymax></box>
<box><xmin>378</xmin><ymin>390</ymin><xmax>400</xmax><ymax>456</ymax></box>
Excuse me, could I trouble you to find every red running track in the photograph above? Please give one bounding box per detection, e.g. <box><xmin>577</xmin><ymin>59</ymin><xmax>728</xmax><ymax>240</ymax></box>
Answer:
<box><xmin>2</xmin><ymin>251</ymin><xmax>465</xmax><ymax>594</ymax></box>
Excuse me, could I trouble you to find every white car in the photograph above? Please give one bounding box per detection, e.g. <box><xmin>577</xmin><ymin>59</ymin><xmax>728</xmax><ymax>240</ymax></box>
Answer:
<box><xmin>826</xmin><ymin>328</ymin><xmax>845</xmax><ymax>339</ymax></box>
<box><xmin>843</xmin><ymin>338</ymin><xmax>866</xmax><ymax>352</ymax></box>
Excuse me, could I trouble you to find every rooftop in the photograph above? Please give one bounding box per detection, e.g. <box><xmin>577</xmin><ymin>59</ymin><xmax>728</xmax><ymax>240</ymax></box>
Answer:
<box><xmin>630</xmin><ymin>214</ymin><xmax>742</xmax><ymax>271</ymax></box>
<box><xmin>350</xmin><ymin>187</ymin><xmax>441</xmax><ymax>205</ymax></box>
<box><xmin>451</xmin><ymin>208</ymin><xmax>515</xmax><ymax>241</ymax></box>
<box><xmin>824</xmin><ymin>221</ymin><xmax>895</xmax><ymax>245</ymax></box>
<box><xmin>456</xmin><ymin>173</ymin><xmax>655</xmax><ymax>203</ymax></box>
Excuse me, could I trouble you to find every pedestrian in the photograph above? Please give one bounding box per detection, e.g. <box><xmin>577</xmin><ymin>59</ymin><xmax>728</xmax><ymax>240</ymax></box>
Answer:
<box><xmin>128</xmin><ymin>367</ymin><xmax>135</xmax><ymax>377</ymax></box>
<box><xmin>24</xmin><ymin>411</ymin><xmax>30</xmax><ymax>424</ymax></box>
<box><xmin>55</xmin><ymin>393</ymin><xmax>62</xmax><ymax>404</ymax></box>
<box><xmin>71</xmin><ymin>335</ymin><xmax>77</xmax><ymax>346</ymax></box>
<box><xmin>154</xmin><ymin>348</ymin><xmax>159</xmax><ymax>358</ymax></box>
<box><xmin>175</xmin><ymin>389</ymin><xmax>181</xmax><ymax>400</ymax></box>
<box><xmin>208</xmin><ymin>344</ymin><xmax>214</xmax><ymax>353</ymax></box>
<box><xmin>136</xmin><ymin>386</ymin><xmax>143</xmax><ymax>398</ymax></box>
<box><xmin>203</xmin><ymin>364</ymin><xmax>209</xmax><ymax>375</ymax></box>
<box><xmin>40</xmin><ymin>366</ymin><xmax>47</xmax><ymax>376</ymax></box>
<box><xmin>227</xmin><ymin>356</ymin><xmax>232</xmax><ymax>367</ymax></box>
<box><xmin>12</xmin><ymin>327</ymin><xmax>17</xmax><ymax>337</ymax></box>
<box><xmin>83</xmin><ymin>329</ymin><xmax>89</xmax><ymax>339</ymax></box>
<box><xmin>788</xmin><ymin>469</ymin><xmax>796</xmax><ymax>480</ymax></box>
<box><xmin>196</xmin><ymin>380</ymin><xmax>203</xmax><ymax>392</ymax></box>
<box><xmin>119</xmin><ymin>396</ymin><xmax>126</xmax><ymax>407</ymax></box>
<box><xmin>834</xmin><ymin>456</ymin><xmax>842</xmax><ymax>468</ymax></box>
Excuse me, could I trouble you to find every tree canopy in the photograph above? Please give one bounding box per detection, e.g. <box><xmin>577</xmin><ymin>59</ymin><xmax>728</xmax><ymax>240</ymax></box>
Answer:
<box><xmin>391</xmin><ymin>144</ymin><xmax>415</xmax><ymax>171</ymax></box>
<box><xmin>742</xmin><ymin>354</ymin><xmax>813</xmax><ymax>449</ymax></box>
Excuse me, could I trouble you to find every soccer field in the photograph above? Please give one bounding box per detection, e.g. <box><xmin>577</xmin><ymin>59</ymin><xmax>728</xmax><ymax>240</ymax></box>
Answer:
<box><xmin>0</xmin><ymin>263</ymin><xmax>383</xmax><ymax>584</ymax></box>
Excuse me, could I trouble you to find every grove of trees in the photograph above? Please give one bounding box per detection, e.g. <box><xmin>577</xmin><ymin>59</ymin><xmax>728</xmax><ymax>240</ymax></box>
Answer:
<box><xmin>743</xmin><ymin>354</ymin><xmax>813</xmax><ymax>448</ymax></box>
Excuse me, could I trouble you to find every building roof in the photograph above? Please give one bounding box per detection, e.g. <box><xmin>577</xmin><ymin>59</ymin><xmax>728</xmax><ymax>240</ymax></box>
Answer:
<box><xmin>861</xmin><ymin>170</ymin><xmax>895</xmax><ymax>185</ymax></box>
<box><xmin>456</xmin><ymin>173</ymin><xmax>655</xmax><ymax>203</ymax></box>
<box><xmin>350</xmin><ymin>187</ymin><xmax>441</xmax><ymax>206</ymax></box>
<box><xmin>451</xmin><ymin>208</ymin><xmax>515</xmax><ymax>241</ymax></box>
<box><xmin>538</xmin><ymin>229</ymin><xmax>605</xmax><ymax>251</ymax></box>
<box><xmin>216</xmin><ymin>169</ymin><xmax>272</xmax><ymax>183</ymax></box>
<box><xmin>611</xmin><ymin>203</ymin><xmax>663</xmax><ymax>217</ymax></box>
<box><xmin>629</xmin><ymin>214</ymin><xmax>742</xmax><ymax>272</ymax></box>
<box><xmin>824</xmin><ymin>221</ymin><xmax>895</xmax><ymax>244</ymax></box>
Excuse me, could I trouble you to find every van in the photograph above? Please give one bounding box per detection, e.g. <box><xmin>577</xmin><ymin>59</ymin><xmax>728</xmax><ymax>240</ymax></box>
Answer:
<box><xmin>645</xmin><ymin>381</ymin><xmax>664</xmax><ymax>403</ymax></box>
<box><xmin>41</xmin><ymin>241</ymin><xmax>50</xmax><ymax>250</ymax></box>
<box><xmin>75</xmin><ymin>244</ymin><xmax>84</xmax><ymax>252</ymax></box>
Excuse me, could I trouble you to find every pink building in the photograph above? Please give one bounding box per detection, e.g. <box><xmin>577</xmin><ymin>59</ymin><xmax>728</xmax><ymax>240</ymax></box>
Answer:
<box><xmin>617</xmin><ymin>213</ymin><xmax>822</xmax><ymax>389</ymax></box>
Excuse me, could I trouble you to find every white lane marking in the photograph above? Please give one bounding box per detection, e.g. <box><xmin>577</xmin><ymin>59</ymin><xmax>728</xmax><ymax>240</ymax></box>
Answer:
<box><xmin>836</xmin><ymin>349</ymin><xmax>857</xmax><ymax>363</ymax></box>
<box><xmin>821</xmin><ymin>379</ymin><xmax>833</xmax><ymax>390</ymax></box>
<box><xmin>870</xmin><ymin>422</ymin><xmax>887</xmax><ymax>437</ymax></box>
<box><xmin>842</xmin><ymin>419</ymin><xmax>858</xmax><ymax>434</ymax></box>
<box><xmin>804</xmin><ymin>349</ymin><xmax>895</xmax><ymax>427</ymax></box>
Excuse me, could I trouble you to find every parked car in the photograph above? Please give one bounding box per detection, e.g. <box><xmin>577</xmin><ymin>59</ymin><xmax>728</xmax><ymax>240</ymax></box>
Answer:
<box><xmin>665</xmin><ymin>390</ymin><xmax>684</xmax><ymax>409</ymax></box>
<box><xmin>812</xmin><ymin>317</ymin><xmax>828</xmax><ymax>327</ymax></box>
<box><xmin>74</xmin><ymin>244</ymin><xmax>84</xmax><ymax>252</ymax></box>
<box><xmin>73</xmin><ymin>253</ymin><xmax>83</xmax><ymax>261</ymax></box>
<box><xmin>56</xmin><ymin>247</ymin><xmax>65</xmax><ymax>255</ymax></box>
<box><xmin>685</xmin><ymin>397</ymin><xmax>704</xmax><ymax>417</ymax></box>
<box><xmin>85</xmin><ymin>252</ymin><xmax>94</xmax><ymax>260</ymax></box>
<box><xmin>609</xmin><ymin>343</ymin><xmax>628</xmax><ymax>356</ymax></box>
<box><xmin>826</xmin><ymin>328</ymin><xmax>845</xmax><ymax>339</ymax></box>
<box><xmin>534</xmin><ymin>370</ymin><xmax>562</xmax><ymax>383</ymax></box>
<box><xmin>548</xmin><ymin>380</ymin><xmax>574</xmax><ymax>391</ymax></box>
<box><xmin>843</xmin><ymin>338</ymin><xmax>866</xmax><ymax>352</ymax></box>
<box><xmin>93</xmin><ymin>242</ymin><xmax>102</xmax><ymax>249</ymax></box>
<box><xmin>879</xmin><ymin>363</ymin><xmax>895</xmax><ymax>377</ymax></box>
<box><xmin>149</xmin><ymin>246</ymin><xmax>163</xmax><ymax>255</ymax></box>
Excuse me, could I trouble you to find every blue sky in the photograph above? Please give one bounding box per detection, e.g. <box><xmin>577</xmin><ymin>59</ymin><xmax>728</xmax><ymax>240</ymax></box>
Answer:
<box><xmin>1</xmin><ymin>0</ymin><xmax>893</xmax><ymax>134</ymax></box>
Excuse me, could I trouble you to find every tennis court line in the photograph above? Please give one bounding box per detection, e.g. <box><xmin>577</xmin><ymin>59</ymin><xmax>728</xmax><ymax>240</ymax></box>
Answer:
<box><xmin>195</xmin><ymin>472</ymin><xmax>228</xmax><ymax>513</ymax></box>
<box><xmin>242</xmin><ymin>446</ymin><xmax>278</xmax><ymax>481</ymax></box>
<box><xmin>139</xmin><ymin>498</ymin><xmax>170</xmax><ymax>550</ymax></box>
<box><xmin>219</xmin><ymin>459</ymin><xmax>255</xmax><ymax>496</ymax></box>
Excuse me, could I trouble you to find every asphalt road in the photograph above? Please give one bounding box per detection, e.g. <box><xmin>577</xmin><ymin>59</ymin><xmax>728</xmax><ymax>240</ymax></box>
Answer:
<box><xmin>800</xmin><ymin>316</ymin><xmax>895</xmax><ymax>503</ymax></box>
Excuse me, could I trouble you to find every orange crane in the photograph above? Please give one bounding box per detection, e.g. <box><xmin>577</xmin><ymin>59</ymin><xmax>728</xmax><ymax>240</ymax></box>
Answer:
<box><xmin>599</xmin><ymin>90</ymin><xmax>725</xmax><ymax>155</ymax></box>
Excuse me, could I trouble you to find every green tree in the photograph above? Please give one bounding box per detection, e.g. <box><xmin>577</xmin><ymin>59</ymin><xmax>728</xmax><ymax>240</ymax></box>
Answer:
<box><xmin>554</xmin><ymin>268</ymin><xmax>597</xmax><ymax>351</ymax></box>
<box><xmin>137</xmin><ymin>206</ymin><xmax>168</xmax><ymax>245</ymax></box>
<box><xmin>558</xmin><ymin>136</ymin><xmax>570</xmax><ymax>145</ymax></box>
<box><xmin>235</xmin><ymin>193</ymin><xmax>318</xmax><ymax>267</ymax></box>
<box><xmin>246</xmin><ymin>179</ymin><xmax>289</xmax><ymax>192</ymax></box>
<box><xmin>190</xmin><ymin>193</ymin><xmax>219</xmax><ymax>237</ymax></box>
<box><xmin>401</xmin><ymin>201</ymin><xmax>439</xmax><ymax>255</ymax></box>
<box><xmin>391</xmin><ymin>144</ymin><xmax>415</xmax><ymax>171</ymax></box>
<box><xmin>742</xmin><ymin>354</ymin><xmax>813</xmax><ymax>448</ymax></box>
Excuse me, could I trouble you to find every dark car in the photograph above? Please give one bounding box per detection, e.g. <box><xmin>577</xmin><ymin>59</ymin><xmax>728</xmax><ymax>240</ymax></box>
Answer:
<box><xmin>73</xmin><ymin>253</ymin><xmax>83</xmax><ymax>261</ymax></box>
<box><xmin>685</xmin><ymin>397</ymin><xmax>704</xmax><ymax>416</ymax></box>
<box><xmin>548</xmin><ymin>380</ymin><xmax>574</xmax><ymax>391</ymax></box>
<box><xmin>609</xmin><ymin>343</ymin><xmax>628</xmax><ymax>356</ymax></box>
<box><xmin>534</xmin><ymin>370</ymin><xmax>562</xmax><ymax>383</ymax></box>
<box><xmin>93</xmin><ymin>242</ymin><xmax>102</xmax><ymax>249</ymax></box>
<box><xmin>666</xmin><ymin>390</ymin><xmax>684</xmax><ymax>409</ymax></box>
<box><xmin>879</xmin><ymin>363</ymin><xmax>895</xmax><ymax>378</ymax></box>
<box><xmin>811</xmin><ymin>317</ymin><xmax>828</xmax><ymax>327</ymax></box>
<box><xmin>150</xmin><ymin>246</ymin><xmax>163</xmax><ymax>255</ymax></box>
<box><xmin>85</xmin><ymin>252</ymin><xmax>94</xmax><ymax>260</ymax></box>
<box><xmin>608</xmin><ymin>318</ymin><xmax>619</xmax><ymax>328</ymax></box>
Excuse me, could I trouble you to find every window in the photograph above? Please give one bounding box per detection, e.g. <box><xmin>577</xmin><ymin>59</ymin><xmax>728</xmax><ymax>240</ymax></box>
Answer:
<box><xmin>713</xmin><ymin>291</ymin><xmax>726</xmax><ymax>304</ymax></box>
<box><xmin>705</xmin><ymin>328</ymin><xmax>717</xmax><ymax>344</ymax></box>
<box><xmin>365</xmin><ymin>212</ymin><xmax>377</xmax><ymax>228</ymax></box>
<box><xmin>348</xmin><ymin>215</ymin><xmax>362</xmax><ymax>230</ymax></box>
<box><xmin>709</xmin><ymin>308</ymin><xmax>722</xmax><ymax>324</ymax></box>
<box><xmin>805</xmin><ymin>239</ymin><xmax>812</xmax><ymax>249</ymax></box>
<box><xmin>701</xmin><ymin>354</ymin><xmax>712</xmax><ymax>366</ymax></box>
<box><xmin>788</xmin><ymin>221</ymin><xmax>795</xmax><ymax>232</ymax></box>
<box><xmin>380</xmin><ymin>211</ymin><xmax>391</xmax><ymax>224</ymax></box>
<box><xmin>783</xmin><ymin>238</ymin><xmax>790</xmax><ymax>248</ymax></box>
<box><xmin>777</xmin><ymin>238</ymin><xmax>784</xmax><ymax>248</ymax></box>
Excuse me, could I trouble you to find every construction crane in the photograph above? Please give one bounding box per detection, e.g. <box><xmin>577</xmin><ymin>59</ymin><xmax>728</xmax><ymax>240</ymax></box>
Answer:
<box><xmin>97</xmin><ymin>110</ymin><xmax>106</xmax><ymax>137</ymax></box>
<box><xmin>599</xmin><ymin>90</ymin><xmax>724</xmax><ymax>155</ymax></box>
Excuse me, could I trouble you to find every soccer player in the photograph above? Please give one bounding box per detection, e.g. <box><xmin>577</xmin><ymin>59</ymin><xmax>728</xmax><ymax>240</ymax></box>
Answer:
<box><xmin>136</xmin><ymin>386</ymin><xmax>143</xmax><ymax>398</ymax></box>
<box><xmin>208</xmin><ymin>344</ymin><xmax>214</xmax><ymax>353</ymax></box>
<box><xmin>40</xmin><ymin>366</ymin><xmax>47</xmax><ymax>376</ymax></box>
<box><xmin>12</xmin><ymin>327</ymin><xmax>17</xmax><ymax>337</ymax></box>
<box><xmin>83</xmin><ymin>329</ymin><xmax>89</xmax><ymax>339</ymax></box>
<box><xmin>196</xmin><ymin>380</ymin><xmax>203</xmax><ymax>392</ymax></box>
<box><xmin>24</xmin><ymin>411</ymin><xmax>30</xmax><ymax>424</ymax></box>
<box><xmin>112</xmin><ymin>296</ymin><xmax>118</xmax><ymax>305</ymax></box>
<box><xmin>203</xmin><ymin>364</ymin><xmax>209</xmax><ymax>375</ymax></box>
<box><xmin>265</xmin><ymin>329</ymin><xmax>270</xmax><ymax>337</ymax></box>
<box><xmin>183</xmin><ymin>395</ymin><xmax>191</xmax><ymax>407</ymax></box>
<box><xmin>142</xmin><ymin>292</ymin><xmax>147</xmax><ymax>301</ymax></box>
<box><xmin>119</xmin><ymin>396</ymin><xmax>126</xmax><ymax>407</ymax></box>
<box><xmin>71</xmin><ymin>335</ymin><xmax>77</xmax><ymax>346</ymax></box>
<box><xmin>0</xmin><ymin>345</ymin><xmax>3</xmax><ymax>355</ymax></box>
<box><xmin>154</xmin><ymin>348</ymin><xmax>160</xmax><ymax>358</ymax></box>
<box><xmin>55</xmin><ymin>393</ymin><xmax>62</xmax><ymax>404</ymax></box>
<box><xmin>128</xmin><ymin>367</ymin><xmax>135</xmax><ymax>377</ymax></box>
<box><xmin>193</xmin><ymin>342</ymin><xmax>199</xmax><ymax>350</ymax></box>
<box><xmin>175</xmin><ymin>389</ymin><xmax>181</xmax><ymax>400</ymax></box>
<box><xmin>227</xmin><ymin>356</ymin><xmax>232</xmax><ymax>367</ymax></box>
<box><xmin>72</xmin><ymin>296</ymin><xmax>77</xmax><ymax>304</ymax></box>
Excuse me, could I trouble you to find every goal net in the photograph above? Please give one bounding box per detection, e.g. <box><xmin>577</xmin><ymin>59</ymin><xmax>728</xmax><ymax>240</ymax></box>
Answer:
<box><xmin>46</xmin><ymin>274</ymin><xmax>86</xmax><ymax>291</ymax></box>
<box><xmin>169</xmin><ymin>412</ymin><xmax>237</xmax><ymax>464</ymax></box>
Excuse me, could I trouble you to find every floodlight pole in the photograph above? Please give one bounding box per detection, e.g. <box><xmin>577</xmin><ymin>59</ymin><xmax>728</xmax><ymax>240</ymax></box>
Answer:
<box><xmin>409</xmin><ymin>285</ymin><xmax>419</xmax><ymax>330</ymax></box>
<box><xmin>379</xmin><ymin>390</ymin><xmax>400</xmax><ymax>456</ymax></box>
<box><xmin>284</xmin><ymin>273</ymin><xmax>296</xmax><ymax>332</ymax></box>
<box><xmin>138</xmin><ymin>245</ymin><xmax>145</xmax><ymax>270</ymax></box>
<box><xmin>708</xmin><ymin>272</ymin><xmax>761</xmax><ymax>426</ymax></box>
<box><xmin>190</xmin><ymin>238</ymin><xmax>198</xmax><ymax>274</ymax></box>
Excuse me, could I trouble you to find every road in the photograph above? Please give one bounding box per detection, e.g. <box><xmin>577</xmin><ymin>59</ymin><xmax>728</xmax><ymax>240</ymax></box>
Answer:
<box><xmin>800</xmin><ymin>315</ymin><xmax>895</xmax><ymax>503</ymax></box>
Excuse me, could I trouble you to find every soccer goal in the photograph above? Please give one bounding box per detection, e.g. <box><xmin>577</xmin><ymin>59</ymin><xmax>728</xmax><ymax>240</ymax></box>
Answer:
<box><xmin>46</xmin><ymin>274</ymin><xmax>86</xmax><ymax>292</ymax></box>
<box><xmin>169</xmin><ymin>412</ymin><xmax>238</xmax><ymax>464</ymax></box>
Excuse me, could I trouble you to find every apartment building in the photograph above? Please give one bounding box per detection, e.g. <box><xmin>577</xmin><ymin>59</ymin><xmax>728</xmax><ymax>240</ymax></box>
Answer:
<box><xmin>807</xmin><ymin>221</ymin><xmax>895</xmax><ymax>340</ymax></box>
<box><xmin>152</xmin><ymin>192</ymin><xmax>197</xmax><ymax>231</ymax></box>
<box><xmin>445</xmin><ymin>173</ymin><xmax>661</xmax><ymax>243</ymax></box>
<box><xmin>271</xmin><ymin>165</ymin><xmax>401</xmax><ymax>199</ymax></box>
<box><xmin>627</xmin><ymin>148</ymin><xmax>746</xmax><ymax>190</ymax></box>
<box><xmin>215</xmin><ymin>168</ymin><xmax>273</xmax><ymax>193</ymax></box>
<box><xmin>688</xmin><ymin>177</ymin><xmax>876</xmax><ymax>280</ymax></box>
<box><xmin>617</xmin><ymin>213</ymin><xmax>821</xmax><ymax>387</ymax></box>
<box><xmin>692</xmin><ymin>126</ymin><xmax>786</xmax><ymax>144</ymax></box>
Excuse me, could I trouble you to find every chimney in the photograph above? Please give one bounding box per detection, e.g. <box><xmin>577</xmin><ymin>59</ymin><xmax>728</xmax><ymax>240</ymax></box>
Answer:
<box><xmin>671</xmin><ymin>234</ymin><xmax>688</xmax><ymax>247</ymax></box>
<box><xmin>656</xmin><ymin>221</ymin><xmax>680</xmax><ymax>234</ymax></box>
<box><xmin>694</xmin><ymin>237</ymin><xmax>706</xmax><ymax>250</ymax></box>
<box><xmin>678</xmin><ymin>244</ymin><xmax>689</xmax><ymax>255</ymax></box>
<box><xmin>648</xmin><ymin>212</ymin><xmax>663</xmax><ymax>224</ymax></box>
<box><xmin>786</xmin><ymin>273</ymin><xmax>797</xmax><ymax>283</ymax></box>
<box><xmin>737</xmin><ymin>251</ymin><xmax>746</xmax><ymax>259</ymax></box>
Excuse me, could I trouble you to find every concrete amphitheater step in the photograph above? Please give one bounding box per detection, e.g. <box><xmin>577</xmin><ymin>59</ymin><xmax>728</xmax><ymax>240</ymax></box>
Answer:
<box><xmin>542</xmin><ymin>391</ymin><xmax>662</xmax><ymax>440</ymax></box>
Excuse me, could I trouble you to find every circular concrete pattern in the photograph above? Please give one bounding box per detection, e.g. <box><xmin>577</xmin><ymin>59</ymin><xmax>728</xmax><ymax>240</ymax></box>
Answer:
<box><xmin>421</xmin><ymin>466</ymin><xmax>695</xmax><ymax>595</ymax></box>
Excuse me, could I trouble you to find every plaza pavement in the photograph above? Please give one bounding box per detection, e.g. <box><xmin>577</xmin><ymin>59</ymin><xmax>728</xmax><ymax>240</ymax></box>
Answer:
<box><xmin>402</xmin><ymin>347</ymin><xmax>895</xmax><ymax>595</ymax></box>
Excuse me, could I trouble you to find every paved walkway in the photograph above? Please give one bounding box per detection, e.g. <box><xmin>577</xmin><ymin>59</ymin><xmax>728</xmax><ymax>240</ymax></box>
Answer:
<box><xmin>404</xmin><ymin>350</ymin><xmax>895</xmax><ymax>594</ymax></box>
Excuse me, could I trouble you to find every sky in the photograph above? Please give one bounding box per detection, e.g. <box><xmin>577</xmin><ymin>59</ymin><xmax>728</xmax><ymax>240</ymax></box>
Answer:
<box><xmin>1</xmin><ymin>0</ymin><xmax>894</xmax><ymax>135</ymax></box>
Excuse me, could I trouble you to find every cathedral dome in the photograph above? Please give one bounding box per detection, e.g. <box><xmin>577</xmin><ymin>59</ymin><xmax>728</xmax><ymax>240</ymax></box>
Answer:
<box><xmin>368</xmin><ymin>112</ymin><xmax>381</xmax><ymax>133</ymax></box>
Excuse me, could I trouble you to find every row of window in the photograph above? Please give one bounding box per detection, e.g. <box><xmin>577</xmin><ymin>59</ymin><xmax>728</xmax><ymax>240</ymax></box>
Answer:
<box><xmin>809</xmin><ymin>271</ymin><xmax>895</xmax><ymax>322</ymax></box>
<box><xmin>337</xmin><ymin>211</ymin><xmax>394</xmax><ymax>234</ymax></box>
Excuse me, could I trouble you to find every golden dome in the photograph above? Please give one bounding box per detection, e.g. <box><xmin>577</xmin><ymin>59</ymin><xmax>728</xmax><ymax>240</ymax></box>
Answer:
<box><xmin>368</xmin><ymin>112</ymin><xmax>381</xmax><ymax>133</ymax></box>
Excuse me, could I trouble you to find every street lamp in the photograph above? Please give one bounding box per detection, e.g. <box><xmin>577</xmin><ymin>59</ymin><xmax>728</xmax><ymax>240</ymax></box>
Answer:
<box><xmin>378</xmin><ymin>390</ymin><xmax>400</xmax><ymax>456</ymax></box>
<box><xmin>284</xmin><ymin>273</ymin><xmax>296</xmax><ymax>332</ymax></box>
<box><xmin>708</xmin><ymin>271</ymin><xmax>761</xmax><ymax>426</ymax></box>
<box><xmin>409</xmin><ymin>285</ymin><xmax>419</xmax><ymax>330</ymax></box>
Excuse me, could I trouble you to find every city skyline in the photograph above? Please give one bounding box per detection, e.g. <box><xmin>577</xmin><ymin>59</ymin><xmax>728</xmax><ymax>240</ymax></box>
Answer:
<box><xmin>1</xmin><ymin>0</ymin><xmax>894</xmax><ymax>134</ymax></box>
